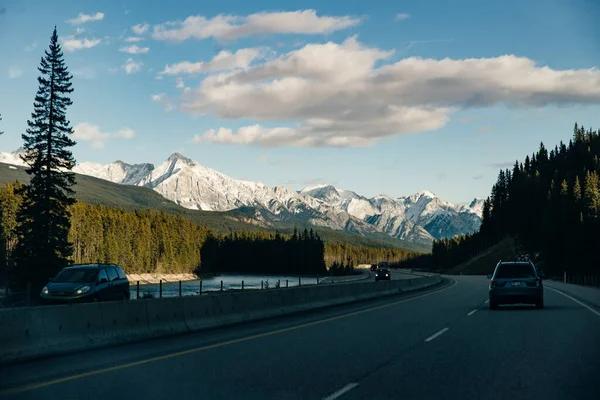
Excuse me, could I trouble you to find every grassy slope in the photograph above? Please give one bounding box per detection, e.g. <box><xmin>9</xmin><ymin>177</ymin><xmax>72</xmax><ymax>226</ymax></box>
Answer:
<box><xmin>444</xmin><ymin>237</ymin><xmax>519</xmax><ymax>275</ymax></box>
<box><xmin>0</xmin><ymin>162</ymin><xmax>429</xmax><ymax>253</ymax></box>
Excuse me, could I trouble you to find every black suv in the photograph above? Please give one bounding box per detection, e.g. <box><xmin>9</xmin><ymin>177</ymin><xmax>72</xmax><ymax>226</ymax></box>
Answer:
<box><xmin>41</xmin><ymin>264</ymin><xmax>130</xmax><ymax>304</ymax></box>
<box><xmin>488</xmin><ymin>261</ymin><xmax>544</xmax><ymax>309</ymax></box>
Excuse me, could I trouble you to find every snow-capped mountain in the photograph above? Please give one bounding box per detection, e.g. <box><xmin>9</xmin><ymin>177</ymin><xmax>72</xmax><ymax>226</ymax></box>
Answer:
<box><xmin>302</xmin><ymin>186</ymin><xmax>482</xmax><ymax>243</ymax></box>
<box><xmin>0</xmin><ymin>148</ymin><xmax>483</xmax><ymax>245</ymax></box>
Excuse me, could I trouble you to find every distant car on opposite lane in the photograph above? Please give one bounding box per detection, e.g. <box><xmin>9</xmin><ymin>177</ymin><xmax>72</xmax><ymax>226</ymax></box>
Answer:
<box><xmin>375</xmin><ymin>268</ymin><xmax>391</xmax><ymax>281</ymax></box>
<box><xmin>41</xmin><ymin>263</ymin><xmax>130</xmax><ymax>304</ymax></box>
<box><xmin>370</xmin><ymin>264</ymin><xmax>378</xmax><ymax>272</ymax></box>
<box><xmin>488</xmin><ymin>261</ymin><xmax>544</xmax><ymax>310</ymax></box>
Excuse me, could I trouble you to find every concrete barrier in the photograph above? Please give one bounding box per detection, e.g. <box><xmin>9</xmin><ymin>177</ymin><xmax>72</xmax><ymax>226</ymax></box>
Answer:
<box><xmin>42</xmin><ymin>303</ymin><xmax>104</xmax><ymax>353</ymax></box>
<box><xmin>0</xmin><ymin>274</ymin><xmax>444</xmax><ymax>364</ymax></box>
<box><xmin>99</xmin><ymin>300</ymin><xmax>150</xmax><ymax>343</ymax></box>
<box><xmin>145</xmin><ymin>297</ymin><xmax>187</xmax><ymax>336</ymax></box>
<box><xmin>0</xmin><ymin>306</ymin><xmax>48</xmax><ymax>363</ymax></box>
<box><xmin>183</xmin><ymin>295</ymin><xmax>216</xmax><ymax>331</ymax></box>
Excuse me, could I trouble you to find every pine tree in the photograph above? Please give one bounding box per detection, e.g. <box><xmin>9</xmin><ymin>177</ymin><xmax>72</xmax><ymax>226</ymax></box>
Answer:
<box><xmin>583</xmin><ymin>171</ymin><xmax>600</xmax><ymax>219</ymax></box>
<box><xmin>570</xmin><ymin>175</ymin><xmax>579</xmax><ymax>195</ymax></box>
<box><xmin>13</xmin><ymin>27</ymin><xmax>77</xmax><ymax>286</ymax></box>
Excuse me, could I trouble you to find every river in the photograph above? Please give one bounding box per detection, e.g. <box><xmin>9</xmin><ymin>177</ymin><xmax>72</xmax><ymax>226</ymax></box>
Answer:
<box><xmin>131</xmin><ymin>273</ymin><xmax>321</xmax><ymax>299</ymax></box>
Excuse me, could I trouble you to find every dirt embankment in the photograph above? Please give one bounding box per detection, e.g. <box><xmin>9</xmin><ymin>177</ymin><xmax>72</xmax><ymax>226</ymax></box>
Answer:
<box><xmin>445</xmin><ymin>237</ymin><xmax>519</xmax><ymax>275</ymax></box>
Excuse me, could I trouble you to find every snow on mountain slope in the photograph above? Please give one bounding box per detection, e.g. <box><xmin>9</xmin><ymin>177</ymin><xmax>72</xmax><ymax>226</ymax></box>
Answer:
<box><xmin>0</xmin><ymin>148</ymin><xmax>26</xmax><ymax>167</ymax></box>
<box><xmin>74</xmin><ymin>161</ymin><xmax>154</xmax><ymax>186</ymax></box>
<box><xmin>0</xmin><ymin>147</ymin><xmax>483</xmax><ymax>244</ymax></box>
<box><xmin>302</xmin><ymin>186</ymin><xmax>483</xmax><ymax>241</ymax></box>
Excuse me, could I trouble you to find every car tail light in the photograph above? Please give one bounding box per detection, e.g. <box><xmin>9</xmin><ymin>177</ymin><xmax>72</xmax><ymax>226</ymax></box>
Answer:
<box><xmin>490</xmin><ymin>280</ymin><xmax>505</xmax><ymax>288</ymax></box>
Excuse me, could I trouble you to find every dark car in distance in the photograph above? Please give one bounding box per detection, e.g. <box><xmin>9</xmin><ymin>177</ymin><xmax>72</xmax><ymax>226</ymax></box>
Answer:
<box><xmin>488</xmin><ymin>261</ymin><xmax>544</xmax><ymax>310</ymax></box>
<box><xmin>375</xmin><ymin>268</ymin><xmax>391</xmax><ymax>281</ymax></box>
<box><xmin>370</xmin><ymin>264</ymin><xmax>378</xmax><ymax>272</ymax></box>
<box><xmin>41</xmin><ymin>264</ymin><xmax>130</xmax><ymax>304</ymax></box>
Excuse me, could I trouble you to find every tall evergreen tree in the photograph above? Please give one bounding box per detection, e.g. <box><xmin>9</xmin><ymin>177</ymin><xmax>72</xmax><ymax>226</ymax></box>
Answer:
<box><xmin>13</xmin><ymin>27</ymin><xmax>77</xmax><ymax>286</ymax></box>
<box><xmin>573</xmin><ymin>176</ymin><xmax>582</xmax><ymax>202</ymax></box>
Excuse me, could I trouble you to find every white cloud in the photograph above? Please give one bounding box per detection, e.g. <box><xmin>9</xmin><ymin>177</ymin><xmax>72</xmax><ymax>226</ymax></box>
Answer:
<box><xmin>161</xmin><ymin>47</ymin><xmax>265</xmax><ymax>75</ymax></box>
<box><xmin>395</xmin><ymin>13</ymin><xmax>410</xmax><ymax>21</ymax></box>
<box><xmin>124</xmin><ymin>36</ymin><xmax>144</xmax><ymax>42</ymax></box>
<box><xmin>8</xmin><ymin>67</ymin><xmax>23</xmax><ymax>79</ymax></box>
<box><xmin>171</xmin><ymin>37</ymin><xmax>600</xmax><ymax>148</ymax></box>
<box><xmin>24</xmin><ymin>42</ymin><xmax>37</xmax><ymax>51</ymax></box>
<box><xmin>123</xmin><ymin>58</ymin><xmax>143</xmax><ymax>74</ymax></box>
<box><xmin>119</xmin><ymin>44</ymin><xmax>149</xmax><ymax>54</ymax></box>
<box><xmin>61</xmin><ymin>29</ymin><xmax>101</xmax><ymax>52</ymax></box>
<box><xmin>73</xmin><ymin>122</ymin><xmax>135</xmax><ymax>148</ymax></box>
<box><xmin>132</xmin><ymin>23</ymin><xmax>149</xmax><ymax>35</ymax></box>
<box><xmin>176</xmin><ymin>77</ymin><xmax>185</xmax><ymax>88</ymax></box>
<box><xmin>152</xmin><ymin>10</ymin><xmax>361</xmax><ymax>41</ymax></box>
<box><xmin>67</xmin><ymin>12</ymin><xmax>104</xmax><ymax>25</ymax></box>
<box><xmin>114</xmin><ymin>128</ymin><xmax>135</xmax><ymax>138</ymax></box>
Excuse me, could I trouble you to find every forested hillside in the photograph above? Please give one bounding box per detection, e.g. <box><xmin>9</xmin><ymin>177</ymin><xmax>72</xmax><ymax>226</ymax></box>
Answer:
<box><xmin>426</xmin><ymin>123</ymin><xmax>600</xmax><ymax>276</ymax></box>
<box><xmin>0</xmin><ymin>181</ymin><xmax>419</xmax><ymax>276</ymax></box>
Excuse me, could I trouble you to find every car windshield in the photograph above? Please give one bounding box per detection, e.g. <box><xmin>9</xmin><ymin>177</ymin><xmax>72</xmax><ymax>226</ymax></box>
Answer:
<box><xmin>52</xmin><ymin>268</ymin><xmax>97</xmax><ymax>283</ymax></box>
<box><xmin>496</xmin><ymin>264</ymin><xmax>535</xmax><ymax>278</ymax></box>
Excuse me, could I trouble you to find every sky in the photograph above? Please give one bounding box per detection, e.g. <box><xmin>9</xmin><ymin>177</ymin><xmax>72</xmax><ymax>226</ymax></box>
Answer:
<box><xmin>1</xmin><ymin>0</ymin><xmax>600</xmax><ymax>204</ymax></box>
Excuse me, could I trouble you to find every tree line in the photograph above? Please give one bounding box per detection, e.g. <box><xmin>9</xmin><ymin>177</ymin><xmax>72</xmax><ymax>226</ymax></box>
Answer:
<box><xmin>199</xmin><ymin>228</ymin><xmax>327</xmax><ymax>275</ymax></box>
<box><xmin>417</xmin><ymin>123</ymin><xmax>600</xmax><ymax>276</ymax></box>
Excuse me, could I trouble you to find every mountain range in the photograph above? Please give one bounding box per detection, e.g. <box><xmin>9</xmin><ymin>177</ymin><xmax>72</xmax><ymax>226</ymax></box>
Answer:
<box><xmin>0</xmin><ymin>148</ymin><xmax>483</xmax><ymax>247</ymax></box>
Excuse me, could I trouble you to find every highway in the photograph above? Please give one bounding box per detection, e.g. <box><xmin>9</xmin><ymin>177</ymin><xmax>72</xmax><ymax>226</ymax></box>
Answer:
<box><xmin>1</xmin><ymin>275</ymin><xmax>599</xmax><ymax>399</ymax></box>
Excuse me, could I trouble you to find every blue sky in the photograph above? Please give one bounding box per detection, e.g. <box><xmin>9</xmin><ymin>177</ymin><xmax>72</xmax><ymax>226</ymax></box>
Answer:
<box><xmin>1</xmin><ymin>0</ymin><xmax>600</xmax><ymax>203</ymax></box>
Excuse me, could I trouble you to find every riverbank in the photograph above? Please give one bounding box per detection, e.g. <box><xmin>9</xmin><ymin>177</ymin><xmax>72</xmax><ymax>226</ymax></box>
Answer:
<box><xmin>127</xmin><ymin>273</ymin><xmax>215</xmax><ymax>284</ymax></box>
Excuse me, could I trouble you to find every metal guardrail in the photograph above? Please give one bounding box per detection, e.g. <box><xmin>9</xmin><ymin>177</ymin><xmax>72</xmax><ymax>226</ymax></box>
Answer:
<box><xmin>551</xmin><ymin>275</ymin><xmax>600</xmax><ymax>288</ymax></box>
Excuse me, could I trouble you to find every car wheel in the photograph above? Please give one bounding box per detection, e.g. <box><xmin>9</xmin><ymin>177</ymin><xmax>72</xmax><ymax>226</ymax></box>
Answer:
<box><xmin>536</xmin><ymin>298</ymin><xmax>544</xmax><ymax>309</ymax></box>
<box><xmin>489</xmin><ymin>300</ymin><xmax>498</xmax><ymax>310</ymax></box>
<box><xmin>92</xmin><ymin>295</ymin><xmax>100</xmax><ymax>303</ymax></box>
<box><xmin>122</xmin><ymin>292</ymin><xmax>129</xmax><ymax>301</ymax></box>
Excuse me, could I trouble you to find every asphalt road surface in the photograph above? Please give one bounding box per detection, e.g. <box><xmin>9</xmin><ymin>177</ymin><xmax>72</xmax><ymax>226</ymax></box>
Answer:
<box><xmin>1</xmin><ymin>275</ymin><xmax>599</xmax><ymax>400</ymax></box>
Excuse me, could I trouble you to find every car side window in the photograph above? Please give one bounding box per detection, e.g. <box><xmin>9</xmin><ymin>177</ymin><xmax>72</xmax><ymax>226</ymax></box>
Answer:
<box><xmin>106</xmin><ymin>267</ymin><xmax>119</xmax><ymax>282</ymax></box>
<box><xmin>115</xmin><ymin>266</ymin><xmax>127</xmax><ymax>280</ymax></box>
<box><xmin>97</xmin><ymin>269</ymin><xmax>108</xmax><ymax>283</ymax></box>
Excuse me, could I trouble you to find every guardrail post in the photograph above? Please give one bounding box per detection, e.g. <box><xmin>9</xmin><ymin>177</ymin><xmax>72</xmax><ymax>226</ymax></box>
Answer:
<box><xmin>159</xmin><ymin>280</ymin><xmax>162</xmax><ymax>298</ymax></box>
<box><xmin>563</xmin><ymin>271</ymin><xmax>566</xmax><ymax>283</ymax></box>
<box><xmin>261</xmin><ymin>280</ymin><xmax>263</xmax><ymax>290</ymax></box>
<box><xmin>317</xmin><ymin>274</ymin><xmax>319</xmax><ymax>284</ymax></box>
<box><xmin>179</xmin><ymin>280</ymin><xmax>182</xmax><ymax>297</ymax></box>
<box><xmin>299</xmin><ymin>276</ymin><xmax>301</xmax><ymax>286</ymax></box>
<box><xmin>199</xmin><ymin>279</ymin><xmax>202</xmax><ymax>294</ymax></box>
<box><xmin>136</xmin><ymin>281</ymin><xmax>140</xmax><ymax>299</ymax></box>
<box><xmin>220</xmin><ymin>280</ymin><xmax>223</xmax><ymax>291</ymax></box>
<box><xmin>242</xmin><ymin>280</ymin><xmax>244</xmax><ymax>290</ymax></box>
<box><xmin>286</xmin><ymin>279</ymin><xmax>288</xmax><ymax>288</ymax></box>
<box><xmin>278</xmin><ymin>279</ymin><xmax>280</xmax><ymax>288</ymax></box>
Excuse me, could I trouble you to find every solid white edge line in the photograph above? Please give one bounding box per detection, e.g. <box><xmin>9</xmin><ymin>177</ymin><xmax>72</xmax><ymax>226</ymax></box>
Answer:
<box><xmin>323</xmin><ymin>383</ymin><xmax>359</xmax><ymax>400</ymax></box>
<box><xmin>485</xmin><ymin>299</ymin><xmax>489</xmax><ymax>304</ymax></box>
<box><xmin>425</xmin><ymin>327</ymin><xmax>449</xmax><ymax>342</ymax></box>
<box><xmin>545</xmin><ymin>286</ymin><xmax>600</xmax><ymax>318</ymax></box>
<box><xmin>467</xmin><ymin>309</ymin><xmax>477</xmax><ymax>316</ymax></box>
